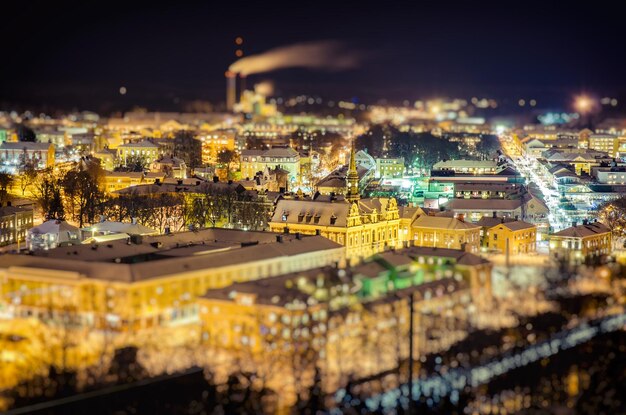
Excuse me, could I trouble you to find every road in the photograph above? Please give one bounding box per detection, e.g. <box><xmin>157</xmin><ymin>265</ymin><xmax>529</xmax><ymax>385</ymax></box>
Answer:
<box><xmin>498</xmin><ymin>134</ymin><xmax>583</xmax><ymax>232</ymax></box>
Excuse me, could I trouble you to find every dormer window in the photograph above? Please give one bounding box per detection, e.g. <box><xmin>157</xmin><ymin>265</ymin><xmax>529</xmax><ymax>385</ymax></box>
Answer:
<box><xmin>281</xmin><ymin>211</ymin><xmax>289</xmax><ymax>222</ymax></box>
<box><xmin>313</xmin><ymin>214</ymin><xmax>321</xmax><ymax>224</ymax></box>
<box><xmin>298</xmin><ymin>212</ymin><xmax>305</xmax><ymax>222</ymax></box>
<box><xmin>330</xmin><ymin>214</ymin><xmax>337</xmax><ymax>225</ymax></box>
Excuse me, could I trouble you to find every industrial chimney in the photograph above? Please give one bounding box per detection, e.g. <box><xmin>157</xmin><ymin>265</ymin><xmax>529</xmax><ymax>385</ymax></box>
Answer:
<box><xmin>225</xmin><ymin>71</ymin><xmax>237</xmax><ymax>111</ymax></box>
<box><xmin>239</xmin><ymin>73</ymin><xmax>247</xmax><ymax>101</ymax></box>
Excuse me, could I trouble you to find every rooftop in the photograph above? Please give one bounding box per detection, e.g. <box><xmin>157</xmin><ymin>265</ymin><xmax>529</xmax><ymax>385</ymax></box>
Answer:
<box><xmin>0</xmin><ymin>230</ymin><xmax>342</xmax><ymax>283</ymax></box>
<box><xmin>411</xmin><ymin>215</ymin><xmax>479</xmax><ymax>230</ymax></box>
<box><xmin>552</xmin><ymin>221</ymin><xmax>611</xmax><ymax>238</ymax></box>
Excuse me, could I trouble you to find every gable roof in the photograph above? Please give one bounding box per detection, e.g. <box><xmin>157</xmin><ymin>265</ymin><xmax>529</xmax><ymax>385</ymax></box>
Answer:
<box><xmin>411</xmin><ymin>215</ymin><xmax>479</xmax><ymax>230</ymax></box>
<box><xmin>552</xmin><ymin>222</ymin><xmax>611</xmax><ymax>238</ymax></box>
<box><xmin>495</xmin><ymin>220</ymin><xmax>536</xmax><ymax>231</ymax></box>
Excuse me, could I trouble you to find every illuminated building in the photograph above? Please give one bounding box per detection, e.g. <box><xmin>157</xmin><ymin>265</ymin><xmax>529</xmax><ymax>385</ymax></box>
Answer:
<box><xmin>26</xmin><ymin>220</ymin><xmax>81</xmax><ymax>251</ymax></box>
<box><xmin>103</xmin><ymin>171</ymin><xmax>166</xmax><ymax>194</ymax></box>
<box><xmin>240</xmin><ymin>147</ymin><xmax>300</xmax><ymax>183</ymax></box>
<box><xmin>592</xmin><ymin>166</ymin><xmax>626</xmax><ymax>185</ymax></box>
<box><xmin>234</xmin><ymin>90</ymin><xmax>278</xmax><ymax>117</ymax></box>
<box><xmin>444</xmin><ymin>193</ymin><xmax>549</xmax><ymax>224</ymax></box>
<box><xmin>587</xmin><ymin>133</ymin><xmax>619</xmax><ymax>157</ymax></box>
<box><xmin>315</xmin><ymin>163</ymin><xmax>374</xmax><ymax>196</ymax></box>
<box><xmin>484</xmin><ymin>219</ymin><xmax>537</xmax><ymax>254</ymax></box>
<box><xmin>0</xmin><ymin>204</ymin><xmax>33</xmax><ymax>247</ymax></box>
<box><xmin>0</xmin><ymin>142</ymin><xmax>55</xmax><ymax>172</ymax></box>
<box><xmin>0</xmin><ymin>229</ymin><xmax>344</xmax><ymax>330</ymax></box>
<box><xmin>549</xmin><ymin>220</ymin><xmax>612</xmax><ymax>263</ymax></box>
<box><xmin>375</xmin><ymin>156</ymin><xmax>404</xmax><ymax>178</ymax></box>
<box><xmin>541</xmin><ymin>149</ymin><xmax>611</xmax><ymax>175</ymax></box>
<box><xmin>454</xmin><ymin>182</ymin><xmax>525</xmax><ymax>199</ymax></box>
<box><xmin>116</xmin><ymin>140</ymin><xmax>162</xmax><ymax>166</ymax></box>
<box><xmin>432</xmin><ymin>159</ymin><xmax>500</xmax><ymax>175</ymax></box>
<box><xmin>269</xmin><ymin>149</ymin><xmax>402</xmax><ymax>262</ymax></box>
<box><xmin>409</xmin><ymin>215</ymin><xmax>480</xmax><ymax>252</ymax></box>
<box><xmin>199</xmin><ymin>130</ymin><xmax>236</xmax><ymax>164</ymax></box>
<box><xmin>150</xmin><ymin>156</ymin><xmax>187</xmax><ymax>179</ymax></box>
<box><xmin>199</xmin><ymin>246</ymin><xmax>491</xmax><ymax>357</ymax></box>
<box><xmin>269</xmin><ymin>195</ymin><xmax>401</xmax><ymax>263</ymax></box>
<box><xmin>34</xmin><ymin>126</ymin><xmax>68</xmax><ymax>148</ymax></box>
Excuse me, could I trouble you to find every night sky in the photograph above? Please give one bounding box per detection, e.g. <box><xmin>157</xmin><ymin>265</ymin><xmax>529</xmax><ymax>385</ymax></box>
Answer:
<box><xmin>3</xmin><ymin>0</ymin><xmax>626</xmax><ymax>113</ymax></box>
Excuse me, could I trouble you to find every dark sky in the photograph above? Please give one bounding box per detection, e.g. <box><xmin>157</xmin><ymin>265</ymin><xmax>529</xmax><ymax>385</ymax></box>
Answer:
<box><xmin>2</xmin><ymin>0</ymin><xmax>626</xmax><ymax>113</ymax></box>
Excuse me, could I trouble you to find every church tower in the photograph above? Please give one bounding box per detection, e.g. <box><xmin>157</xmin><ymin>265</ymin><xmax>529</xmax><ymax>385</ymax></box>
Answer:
<box><xmin>346</xmin><ymin>143</ymin><xmax>360</xmax><ymax>203</ymax></box>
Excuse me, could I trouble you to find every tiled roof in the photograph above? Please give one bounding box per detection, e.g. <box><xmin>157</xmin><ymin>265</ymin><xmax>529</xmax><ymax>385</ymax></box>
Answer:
<box><xmin>411</xmin><ymin>215</ymin><xmax>479</xmax><ymax>230</ymax></box>
<box><xmin>552</xmin><ymin>222</ymin><xmax>611</xmax><ymax>238</ymax></box>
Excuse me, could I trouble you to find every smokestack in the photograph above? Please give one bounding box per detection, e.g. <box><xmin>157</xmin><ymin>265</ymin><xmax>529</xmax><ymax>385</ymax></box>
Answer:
<box><xmin>239</xmin><ymin>73</ymin><xmax>247</xmax><ymax>101</ymax></box>
<box><xmin>225</xmin><ymin>71</ymin><xmax>236</xmax><ymax>111</ymax></box>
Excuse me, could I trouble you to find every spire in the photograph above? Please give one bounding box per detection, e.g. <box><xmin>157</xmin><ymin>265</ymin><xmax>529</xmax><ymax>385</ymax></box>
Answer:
<box><xmin>349</xmin><ymin>141</ymin><xmax>357</xmax><ymax>172</ymax></box>
<box><xmin>346</xmin><ymin>140</ymin><xmax>360</xmax><ymax>202</ymax></box>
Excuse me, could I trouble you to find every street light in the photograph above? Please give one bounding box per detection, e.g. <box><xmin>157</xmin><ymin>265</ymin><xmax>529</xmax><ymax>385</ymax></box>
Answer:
<box><xmin>574</xmin><ymin>95</ymin><xmax>595</xmax><ymax>115</ymax></box>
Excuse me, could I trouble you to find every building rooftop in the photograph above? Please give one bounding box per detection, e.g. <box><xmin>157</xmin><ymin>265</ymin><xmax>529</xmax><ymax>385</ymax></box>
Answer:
<box><xmin>433</xmin><ymin>159</ymin><xmax>498</xmax><ymax>169</ymax></box>
<box><xmin>28</xmin><ymin>220</ymin><xmax>79</xmax><ymax>236</ymax></box>
<box><xmin>378</xmin><ymin>246</ymin><xmax>490</xmax><ymax>266</ymax></box>
<box><xmin>551</xmin><ymin>221</ymin><xmax>611</xmax><ymax>238</ymax></box>
<box><xmin>475</xmin><ymin>216</ymin><xmax>516</xmax><ymax>228</ymax></box>
<box><xmin>411</xmin><ymin>215</ymin><xmax>479</xmax><ymax>230</ymax></box>
<box><xmin>241</xmin><ymin>147</ymin><xmax>299</xmax><ymax>158</ymax></box>
<box><xmin>0</xmin><ymin>230</ymin><xmax>342</xmax><ymax>283</ymax></box>
<box><xmin>497</xmin><ymin>220</ymin><xmax>536</xmax><ymax>231</ymax></box>
<box><xmin>0</xmin><ymin>204</ymin><xmax>33</xmax><ymax>217</ymax></box>
<box><xmin>0</xmin><ymin>142</ymin><xmax>53</xmax><ymax>151</ymax></box>
<box><xmin>117</xmin><ymin>140</ymin><xmax>161</xmax><ymax>149</ymax></box>
<box><xmin>81</xmin><ymin>220</ymin><xmax>158</xmax><ymax>236</ymax></box>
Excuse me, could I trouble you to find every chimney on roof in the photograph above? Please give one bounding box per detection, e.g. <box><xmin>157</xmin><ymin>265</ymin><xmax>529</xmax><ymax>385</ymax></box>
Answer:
<box><xmin>213</xmin><ymin>175</ymin><xmax>219</xmax><ymax>183</ymax></box>
<box><xmin>295</xmin><ymin>232</ymin><xmax>302</xmax><ymax>240</ymax></box>
<box><xmin>7</xmin><ymin>201</ymin><xmax>12</xmax><ymax>207</ymax></box>
<box><xmin>164</xmin><ymin>225</ymin><xmax>171</xmax><ymax>234</ymax></box>
<box><xmin>283</xmin><ymin>226</ymin><xmax>290</xmax><ymax>234</ymax></box>
<box><xmin>100</xmin><ymin>215</ymin><xmax>106</xmax><ymax>223</ymax></box>
<box><xmin>582</xmin><ymin>219</ymin><xmax>589</xmax><ymax>225</ymax></box>
<box><xmin>457</xmin><ymin>213</ymin><xmax>465</xmax><ymax>223</ymax></box>
<box><xmin>492</xmin><ymin>211</ymin><xmax>497</xmax><ymax>218</ymax></box>
<box><xmin>276</xmin><ymin>234</ymin><xmax>283</xmax><ymax>243</ymax></box>
<box><xmin>514</xmin><ymin>215</ymin><xmax>519</xmax><ymax>221</ymax></box>
<box><xmin>177</xmin><ymin>179</ymin><xmax>183</xmax><ymax>185</ymax></box>
<box><xmin>315</xmin><ymin>229</ymin><xmax>321</xmax><ymax>236</ymax></box>
<box><xmin>228</xmin><ymin>179</ymin><xmax>233</xmax><ymax>185</ymax></box>
<box><xmin>572</xmin><ymin>221</ymin><xmax>577</xmax><ymax>228</ymax></box>
<box><xmin>132</xmin><ymin>217</ymin><xmax>137</xmax><ymax>224</ymax></box>
<box><xmin>155</xmin><ymin>178</ymin><xmax>161</xmax><ymax>185</ymax></box>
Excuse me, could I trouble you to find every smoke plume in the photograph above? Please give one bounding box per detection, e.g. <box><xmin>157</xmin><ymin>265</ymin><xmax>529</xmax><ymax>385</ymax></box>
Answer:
<box><xmin>229</xmin><ymin>40</ymin><xmax>361</xmax><ymax>76</ymax></box>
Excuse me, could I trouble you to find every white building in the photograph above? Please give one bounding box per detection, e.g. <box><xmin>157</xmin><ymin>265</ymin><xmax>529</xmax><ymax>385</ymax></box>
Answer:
<box><xmin>240</xmin><ymin>147</ymin><xmax>300</xmax><ymax>183</ymax></box>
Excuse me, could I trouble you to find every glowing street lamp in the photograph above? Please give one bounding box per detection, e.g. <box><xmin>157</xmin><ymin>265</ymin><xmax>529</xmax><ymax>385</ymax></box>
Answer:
<box><xmin>574</xmin><ymin>95</ymin><xmax>595</xmax><ymax>115</ymax></box>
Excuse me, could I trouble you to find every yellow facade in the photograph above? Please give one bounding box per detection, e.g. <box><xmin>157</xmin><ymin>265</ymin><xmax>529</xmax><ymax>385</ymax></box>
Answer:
<box><xmin>588</xmin><ymin>135</ymin><xmax>618</xmax><ymax>157</ymax></box>
<box><xmin>116</xmin><ymin>142</ymin><xmax>161</xmax><ymax>165</ymax></box>
<box><xmin>410</xmin><ymin>217</ymin><xmax>480</xmax><ymax>252</ymax></box>
<box><xmin>103</xmin><ymin>172</ymin><xmax>167</xmax><ymax>194</ymax></box>
<box><xmin>486</xmin><ymin>223</ymin><xmax>537</xmax><ymax>254</ymax></box>
<box><xmin>200</xmin><ymin>131</ymin><xmax>236</xmax><ymax>164</ymax></box>
<box><xmin>269</xmin><ymin>199</ymin><xmax>402</xmax><ymax>263</ymax></box>
<box><xmin>0</xmin><ymin>238</ymin><xmax>344</xmax><ymax>330</ymax></box>
<box><xmin>550</xmin><ymin>228</ymin><xmax>612</xmax><ymax>262</ymax></box>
